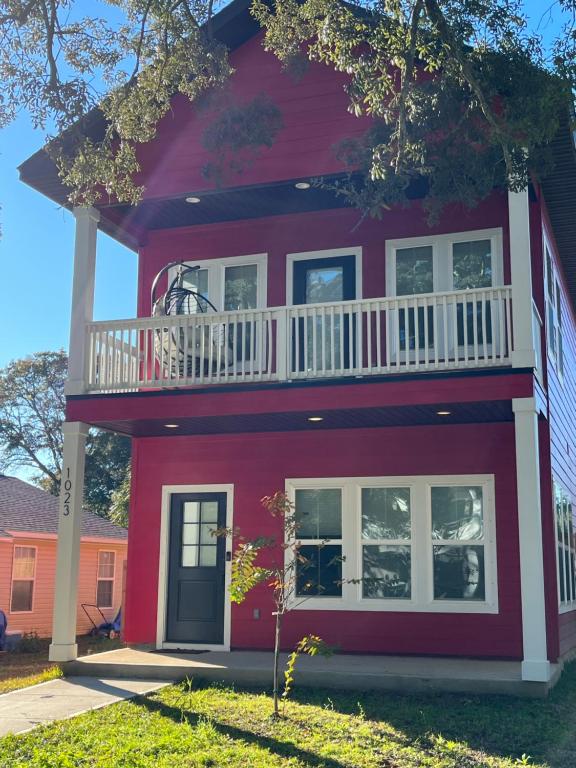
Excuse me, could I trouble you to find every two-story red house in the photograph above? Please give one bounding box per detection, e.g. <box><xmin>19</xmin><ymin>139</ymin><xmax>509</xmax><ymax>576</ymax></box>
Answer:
<box><xmin>19</xmin><ymin>0</ymin><xmax>576</xmax><ymax>691</ymax></box>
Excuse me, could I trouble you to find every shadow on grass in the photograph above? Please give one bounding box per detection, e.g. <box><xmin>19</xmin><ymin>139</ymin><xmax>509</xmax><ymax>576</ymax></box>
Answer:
<box><xmin>136</xmin><ymin>694</ymin><xmax>351</xmax><ymax>768</ymax></box>
<box><xmin>144</xmin><ymin>661</ymin><xmax>576</xmax><ymax>768</ymax></box>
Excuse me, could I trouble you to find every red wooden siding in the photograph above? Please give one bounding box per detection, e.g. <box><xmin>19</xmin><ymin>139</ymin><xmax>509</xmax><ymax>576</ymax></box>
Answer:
<box><xmin>0</xmin><ymin>537</ymin><xmax>127</xmax><ymax>638</ymax></box>
<box><xmin>133</xmin><ymin>32</ymin><xmax>371</xmax><ymax>200</ymax></box>
<box><xmin>137</xmin><ymin>193</ymin><xmax>510</xmax><ymax>317</ymax></box>
<box><xmin>124</xmin><ymin>422</ymin><xmax>523</xmax><ymax>658</ymax></box>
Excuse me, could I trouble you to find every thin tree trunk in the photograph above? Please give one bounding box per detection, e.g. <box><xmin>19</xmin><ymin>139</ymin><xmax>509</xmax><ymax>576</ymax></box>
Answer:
<box><xmin>272</xmin><ymin>610</ymin><xmax>282</xmax><ymax>717</ymax></box>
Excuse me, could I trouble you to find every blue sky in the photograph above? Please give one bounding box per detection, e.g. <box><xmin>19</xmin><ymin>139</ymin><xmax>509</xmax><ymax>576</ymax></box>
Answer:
<box><xmin>0</xmin><ymin>0</ymin><xmax>568</xmax><ymax>368</ymax></box>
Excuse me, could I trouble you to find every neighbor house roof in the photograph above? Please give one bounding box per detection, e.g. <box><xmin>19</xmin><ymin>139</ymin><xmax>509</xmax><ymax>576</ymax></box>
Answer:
<box><xmin>0</xmin><ymin>474</ymin><xmax>127</xmax><ymax>540</ymax></box>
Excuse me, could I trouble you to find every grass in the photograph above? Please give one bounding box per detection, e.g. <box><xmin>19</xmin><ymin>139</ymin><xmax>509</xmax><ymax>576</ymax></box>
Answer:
<box><xmin>0</xmin><ymin>636</ymin><xmax>122</xmax><ymax>694</ymax></box>
<box><xmin>3</xmin><ymin>662</ymin><xmax>576</xmax><ymax>768</ymax></box>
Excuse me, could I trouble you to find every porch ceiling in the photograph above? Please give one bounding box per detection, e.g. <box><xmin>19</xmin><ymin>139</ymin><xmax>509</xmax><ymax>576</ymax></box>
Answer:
<box><xmin>80</xmin><ymin>399</ymin><xmax>514</xmax><ymax>437</ymax></box>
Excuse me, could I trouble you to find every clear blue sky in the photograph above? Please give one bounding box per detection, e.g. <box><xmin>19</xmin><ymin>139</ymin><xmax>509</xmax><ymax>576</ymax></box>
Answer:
<box><xmin>0</xmin><ymin>0</ymin><xmax>567</xmax><ymax>368</ymax></box>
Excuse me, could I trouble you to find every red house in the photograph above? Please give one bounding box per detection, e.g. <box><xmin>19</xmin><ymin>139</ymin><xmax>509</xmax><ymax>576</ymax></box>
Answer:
<box><xmin>19</xmin><ymin>0</ymin><xmax>576</xmax><ymax>690</ymax></box>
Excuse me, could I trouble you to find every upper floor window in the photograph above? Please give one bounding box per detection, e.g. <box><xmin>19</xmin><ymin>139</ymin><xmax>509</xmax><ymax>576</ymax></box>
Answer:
<box><xmin>555</xmin><ymin>479</ymin><xmax>575</xmax><ymax>612</ymax></box>
<box><xmin>386</xmin><ymin>229</ymin><xmax>503</xmax><ymax>297</ymax></box>
<box><xmin>97</xmin><ymin>551</ymin><xmax>116</xmax><ymax>608</ymax></box>
<box><xmin>287</xmin><ymin>474</ymin><xmax>497</xmax><ymax>613</ymax></box>
<box><xmin>173</xmin><ymin>253</ymin><xmax>268</xmax><ymax>313</ymax></box>
<box><xmin>11</xmin><ymin>546</ymin><xmax>36</xmax><ymax>613</ymax></box>
<box><xmin>544</xmin><ymin>239</ymin><xmax>564</xmax><ymax>378</ymax></box>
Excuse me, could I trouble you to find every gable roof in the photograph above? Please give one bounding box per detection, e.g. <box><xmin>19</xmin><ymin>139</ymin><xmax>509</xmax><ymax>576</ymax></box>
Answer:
<box><xmin>0</xmin><ymin>474</ymin><xmax>127</xmax><ymax>540</ymax></box>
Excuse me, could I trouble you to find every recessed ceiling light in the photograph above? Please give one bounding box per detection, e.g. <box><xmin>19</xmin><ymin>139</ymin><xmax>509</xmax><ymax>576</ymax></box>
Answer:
<box><xmin>185</xmin><ymin>196</ymin><xmax>201</xmax><ymax>204</ymax></box>
<box><xmin>307</xmin><ymin>416</ymin><xmax>324</xmax><ymax>422</ymax></box>
<box><xmin>164</xmin><ymin>423</ymin><xmax>180</xmax><ymax>428</ymax></box>
<box><xmin>295</xmin><ymin>182</ymin><xmax>311</xmax><ymax>190</ymax></box>
<box><xmin>436</xmin><ymin>410</ymin><xmax>451</xmax><ymax>416</ymax></box>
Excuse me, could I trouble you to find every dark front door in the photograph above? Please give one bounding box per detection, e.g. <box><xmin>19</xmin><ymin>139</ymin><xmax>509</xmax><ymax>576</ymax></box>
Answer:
<box><xmin>292</xmin><ymin>255</ymin><xmax>357</xmax><ymax>373</ymax></box>
<box><xmin>166</xmin><ymin>493</ymin><xmax>227</xmax><ymax>644</ymax></box>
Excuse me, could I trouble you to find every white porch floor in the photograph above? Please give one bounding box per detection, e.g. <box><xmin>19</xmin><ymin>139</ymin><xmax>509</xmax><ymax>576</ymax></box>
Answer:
<box><xmin>62</xmin><ymin>647</ymin><xmax>562</xmax><ymax>698</ymax></box>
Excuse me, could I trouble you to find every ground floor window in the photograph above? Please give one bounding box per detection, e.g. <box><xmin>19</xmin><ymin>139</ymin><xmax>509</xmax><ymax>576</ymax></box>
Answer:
<box><xmin>10</xmin><ymin>546</ymin><xmax>36</xmax><ymax>613</ymax></box>
<box><xmin>554</xmin><ymin>479</ymin><xmax>576</xmax><ymax>611</ymax></box>
<box><xmin>287</xmin><ymin>475</ymin><xmax>497</xmax><ymax>613</ymax></box>
<box><xmin>97</xmin><ymin>551</ymin><xmax>116</xmax><ymax>608</ymax></box>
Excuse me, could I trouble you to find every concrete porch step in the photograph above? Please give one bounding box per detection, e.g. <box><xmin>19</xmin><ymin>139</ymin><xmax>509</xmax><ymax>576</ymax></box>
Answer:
<box><xmin>62</xmin><ymin>648</ymin><xmax>562</xmax><ymax>698</ymax></box>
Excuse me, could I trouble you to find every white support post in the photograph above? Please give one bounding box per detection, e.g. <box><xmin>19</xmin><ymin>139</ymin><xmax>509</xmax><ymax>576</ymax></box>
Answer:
<box><xmin>66</xmin><ymin>207</ymin><xmax>100</xmax><ymax>396</ymax></box>
<box><xmin>508</xmin><ymin>189</ymin><xmax>537</xmax><ymax>369</ymax></box>
<box><xmin>49</xmin><ymin>422</ymin><xmax>89</xmax><ymax>662</ymax></box>
<box><xmin>513</xmin><ymin>397</ymin><xmax>551</xmax><ymax>682</ymax></box>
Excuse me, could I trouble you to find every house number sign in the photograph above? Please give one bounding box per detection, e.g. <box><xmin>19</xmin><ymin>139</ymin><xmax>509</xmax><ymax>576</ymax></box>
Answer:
<box><xmin>63</xmin><ymin>467</ymin><xmax>72</xmax><ymax>516</ymax></box>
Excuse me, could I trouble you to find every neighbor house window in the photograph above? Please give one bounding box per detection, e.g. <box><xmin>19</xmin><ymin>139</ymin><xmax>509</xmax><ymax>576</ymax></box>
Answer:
<box><xmin>555</xmin><ymin>480</ymin><xmax>576</xmax><ymax>611</ymax></box>
<box><xmin>287</xmin><ymin>475</ymin><xmax>497</xmax><ymax>613</ymax></box>
<box><xmin>11</xmin><ymin>546</ymin><xmax>36</xmax><ymax>613</ymax></box>
<box><xmin>544</xmin><ymin>239</ymin><xmax>564</xmax><ymax>378</ymax></box>
<box><xmin>97</xmin><ymin>551</ymin><xmax>116</xmax><ymax>608</ymax></box>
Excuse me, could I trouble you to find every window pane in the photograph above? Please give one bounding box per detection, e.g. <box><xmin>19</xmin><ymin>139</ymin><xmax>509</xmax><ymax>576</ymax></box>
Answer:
<box><xmin>452</xmin><ymin>240</ymin><xmax>492</xmax><ymax>289</ymax></box>
<box><xmin>182</xmin><ymin>545</ymin><xmax>199</xmax><ymax>567</ymax></box>
<box><xmin>362</xmin><ymin>545</ymin><xmax>411</xmax><ymax>599</ymax></box>
<box><xmin>361</xmin><ymin>488</ymin><xmax>411</xmax><ymax>540</ymax></box>
<box><xmin>548</xmin><ymin>305</ymin><xmax>557</xmax><ymax>354</ymax></box>
<box><xmin>96</xmin><ymin>580</ymin><xmax>113</xmax><ymax>608</ymax></box>
<box><xmin>201</xmin><ymin>501</ymin><xmax>218</xmax><ymax>523</ymax></box>
<box><xmin>199</xmin><ymin>546</ymin><xmax>217</xmax><ymax>567</ymax></box>
<box><xmin>200</xmin><ymin>523</ymin><xmax>216</xmax><ymax>545</ymax></box>
<box><xmin>433</xmin><ymin>545</ymin><xmax>485</xmax><ymax>600</ymax></box>
<box><xmin>13</xmin><ymin>547</ymin><xmax>36</xmax><ymax>579</ymax></box>
<box><xmin>224</xmin><ymin>264</ymin><xmax>258</xmax><ymax>310</ymax></box>
<box><xmin>305</xmin><ymin>267</ymin><xmax>344</xmax><ymax>303</ymax></box>
<box><xmin>295</xmin><ymin>489</ymin><xmax>342</xmax><ymax>539</ymax></box>
<box><xmin>98</xmin><ymin>551</ymin><xmax>115</xmax><ymax>579</ymax></box>
<box><xmin>396</xmin><ymin>246</ymin><xmax>433</xmax><ymax>296</ymax></box>
<box><xmin>182</xmin><ymin>268</ymin><xmax>209</xmax><ymax>297</ymax></box>
<box><xmin>431</xmin><ymin>486</ymin><xmax>484</xmax><ymax>540</ymax></box>
<box><xmin>183</xmin><ymin>502</ymin><xmax>200</xmax><ymax>524</ymax></box>
<box><xmin>182</xmin><ymin>524</ymin><xmax>199</xmax><ymax>545</ymax></box>
<box><xmin>11</xmin><ymin>580</ymin><xmax>33</xmax><ymax>612</ymax></box>
<box><xmin>296</xmin><ymin>544</ymin><xmax>342</xmax><ymax>597</ymax></box>
<box><xmin>546</xmin><ymin>249</ymin><xmax>553</xmax><ymax>299</ymax></box>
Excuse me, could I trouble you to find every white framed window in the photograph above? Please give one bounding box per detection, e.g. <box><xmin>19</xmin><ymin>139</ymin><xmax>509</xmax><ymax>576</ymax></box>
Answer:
<box><xmin>10</xmin><ymin>546</ymin><xmax>37</xmax><ymax>613</ymax></box>
<box><xmin>96</xmin><ymin>551</ymin><xmax>116</xmax><ymax>609</ymax></box>
<box><xmin>169</xmin><ymin>253</ymin><xmax>268</xmax><ymax>313</ymax></box>
<box><xmin>554</xmin><ymin>479</ymin><xmax>576</xmax><ymax>612</ymax></box>
<box><xmin>385</xmin><ymin>229</ymin><xmax>504</xmax><ymax>297</ymax></box>
<box><xmin>543</xmin><ymin>236</ymin><xmax>564</xmax><ymax>379</ymax></box>
<box><xmin>286</xmin><ymin>475</ymin><xmax>498</xmax><ymax>613</ymax></box>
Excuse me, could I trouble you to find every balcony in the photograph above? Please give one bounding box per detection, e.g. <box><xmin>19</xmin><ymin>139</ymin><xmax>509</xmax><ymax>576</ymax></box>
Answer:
<box><xmin>83</xmin><ymin>286</ymin><xmax>514</xmax><ymax>394</ymax></box>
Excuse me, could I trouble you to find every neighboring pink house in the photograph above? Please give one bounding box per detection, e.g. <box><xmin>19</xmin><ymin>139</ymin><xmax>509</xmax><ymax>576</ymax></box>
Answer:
<box><xmin>0</xmin><ymin>475</ymin><xmax>127</xmax><ymax>638</ymax></box>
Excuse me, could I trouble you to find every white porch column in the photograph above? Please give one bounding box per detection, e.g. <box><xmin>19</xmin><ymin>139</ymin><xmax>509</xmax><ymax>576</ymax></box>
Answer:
<box><xmin>49</xmin><ymin>422</ymin><xmax>89</xmax><ymax>662</ymax></box>
<box><xmin>513</xmin><ymin>397</ymin><xmax>551</xmax><ymax>682</ymax></box>
<box><xmin>66</xmin><ymin>206</ymin><xmax>100</xmax><ymax>396</ymax></box>
<box><xmin>508</xmin><ymin>189</ymin><xmax>537</xmax><ymax>369</ymax></box>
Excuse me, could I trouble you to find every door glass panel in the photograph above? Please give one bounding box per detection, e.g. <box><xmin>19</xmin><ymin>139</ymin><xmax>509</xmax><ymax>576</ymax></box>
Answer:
<box><xmin>362</xmin><ymin>545</ymin><xmax>411</xmax><ymax>599</ymax></box>
<box><xmin>452</xmin><ymin>240</ymin><xmax>492</xmax><ymax>289</ymax></box>
<box><xmin>182</xmin><ymin>524</ymin><xmax>199</xmax><ymax>545</ymax></box>
<box><xmin>182</xmin><ymin>269</ymin><xmax>210</xmax><ymax>313</ymax></box>
<box><xmin>361</xmin><ymin>488</ymin><xmax>411</xmax><ymax>540</ymax></box>
<box><xmin>183</xmin><ymin>502</ymin><xmax>200</xmax><ymax>524</ymax></box>
<box><xmin>200</xmin><ymin>523</ymin><xmax>215</xmax><ymax>545</ymax></box>
<box><xmin>182</xmin><ymin>545</ymin><xmax>199</xmax><ymax>567</ymax></box>
<box><xmin>395</xmin><ymin>246</ymin><xmax>433</xmax><ymax>295</ymax></box>
<box><xmin>199</xmin><ymin>547</ymin><xmax>217</xmax><ymax>567</ymax></box>
<box><xmin>181</xmin><ymin>500</ymin><xmax>220</xmax><ymax>568</ymax></box>
<box><xmin>305</xmin><ymin>267</ymin><xmax>344</xmax><ymax>303</ymax></box>
<box><xmin>295</xmin><ymin>489</ymin><xmax>342</xmax><ymax>539</ymax></box>
<box><xmin>201</xmin><ymin>502</ymin><xmax>218</xmax><ymax>523</ymax></box>
<box><xmin>431</xmin><ymin>486</ymin><xmax>484</xmax><ymax>540</ymax></box>
<box><xmin>224</xmin><ymin>264</ymin><xmax>258</xmax><ymax>310</ymax></box>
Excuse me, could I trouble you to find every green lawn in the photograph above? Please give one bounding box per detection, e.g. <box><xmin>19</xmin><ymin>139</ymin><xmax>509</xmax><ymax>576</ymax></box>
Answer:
<box><xmin>2</xmin><ymin>663</ymin><xmax>576</xmax><ymax>767</ymax></box>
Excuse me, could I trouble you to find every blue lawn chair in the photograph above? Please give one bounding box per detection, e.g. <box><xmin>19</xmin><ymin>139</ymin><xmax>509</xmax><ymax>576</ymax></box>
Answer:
<box><xmin>0</xmin><ymin>610</ymin><xmax>7</xmax><ymax>651</ymax></box>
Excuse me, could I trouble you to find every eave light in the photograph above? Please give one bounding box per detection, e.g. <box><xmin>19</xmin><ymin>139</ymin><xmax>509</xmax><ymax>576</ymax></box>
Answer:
<box><xmin>436</xmin><ymin>411</ymin><xmax>451</xmax><ymax>416</ymax></box>
<box><xmin>295</xmin><ymin>181</ymin><xmax>311</xmax><ymax>190</ymax></box>
<box><xmin>307</xmin><ymin>416</ymin><xmax>324</xmax><ymax>422</ymax></box>
<box><xmin>164</xmin><ymin>423</ymin><xmax>180</xmax><ymax>428</ymax></box>
<box><xmin>185</xmin><ymin>196</ymin><xmax>201</xmax><ymax>204</ymax></box>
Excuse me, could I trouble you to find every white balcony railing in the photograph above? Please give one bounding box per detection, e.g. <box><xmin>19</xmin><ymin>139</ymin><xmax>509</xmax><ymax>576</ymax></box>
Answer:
<box><xmin>84</xmin><ymin>286</ymin><xmax>513</xmax><ymax>393</ymax></box>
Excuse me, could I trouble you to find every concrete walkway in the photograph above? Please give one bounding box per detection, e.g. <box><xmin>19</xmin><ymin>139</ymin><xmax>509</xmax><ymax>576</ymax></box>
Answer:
<box><xmin>63</xmin><ymin>647</ymin><xmax>562</xmax><ymax>697</ymax></box>
<box><xmin>0</xmin><ymin>676</ymin><xmax>169</xmax><ymax>738</ymax></box>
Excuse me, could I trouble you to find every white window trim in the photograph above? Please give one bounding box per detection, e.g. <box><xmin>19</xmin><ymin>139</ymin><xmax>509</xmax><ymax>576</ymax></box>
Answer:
<box><xmin>286</xmin><ymin>247</ymin><xmax>363</xmax><ymax>306</ymax></box>
<box><xmin>10</xmin><ymin>545</ymin><xmax>37</xmax><ymax>614</ymax></box>
<box><xmin>385</xmin><ymin>229</ymin><xmax>504</xmax><ymax>296</ymax></box>
<box><xmin>96</xmin><ymin>550</ymin><xmax>116</xmax><ymax>609</ymax></box>
<box><xmin>169</xmin><ymin>253</ymin><xmax>268</xmax><ymax>311</ymax></box>
<box><xmin>543</xmin><ymin>232</ymin><xmax>564</xmax><ymax>381</ymax></box>
<box><xmin>285</xmin><ymin>475</ymin><xmax>498</xmax><ymax>614</ymax></box>
<box><xmin>554</xmin><ymin>478</ymin><xmax>575</xmax><ymax>614</ymax></box>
